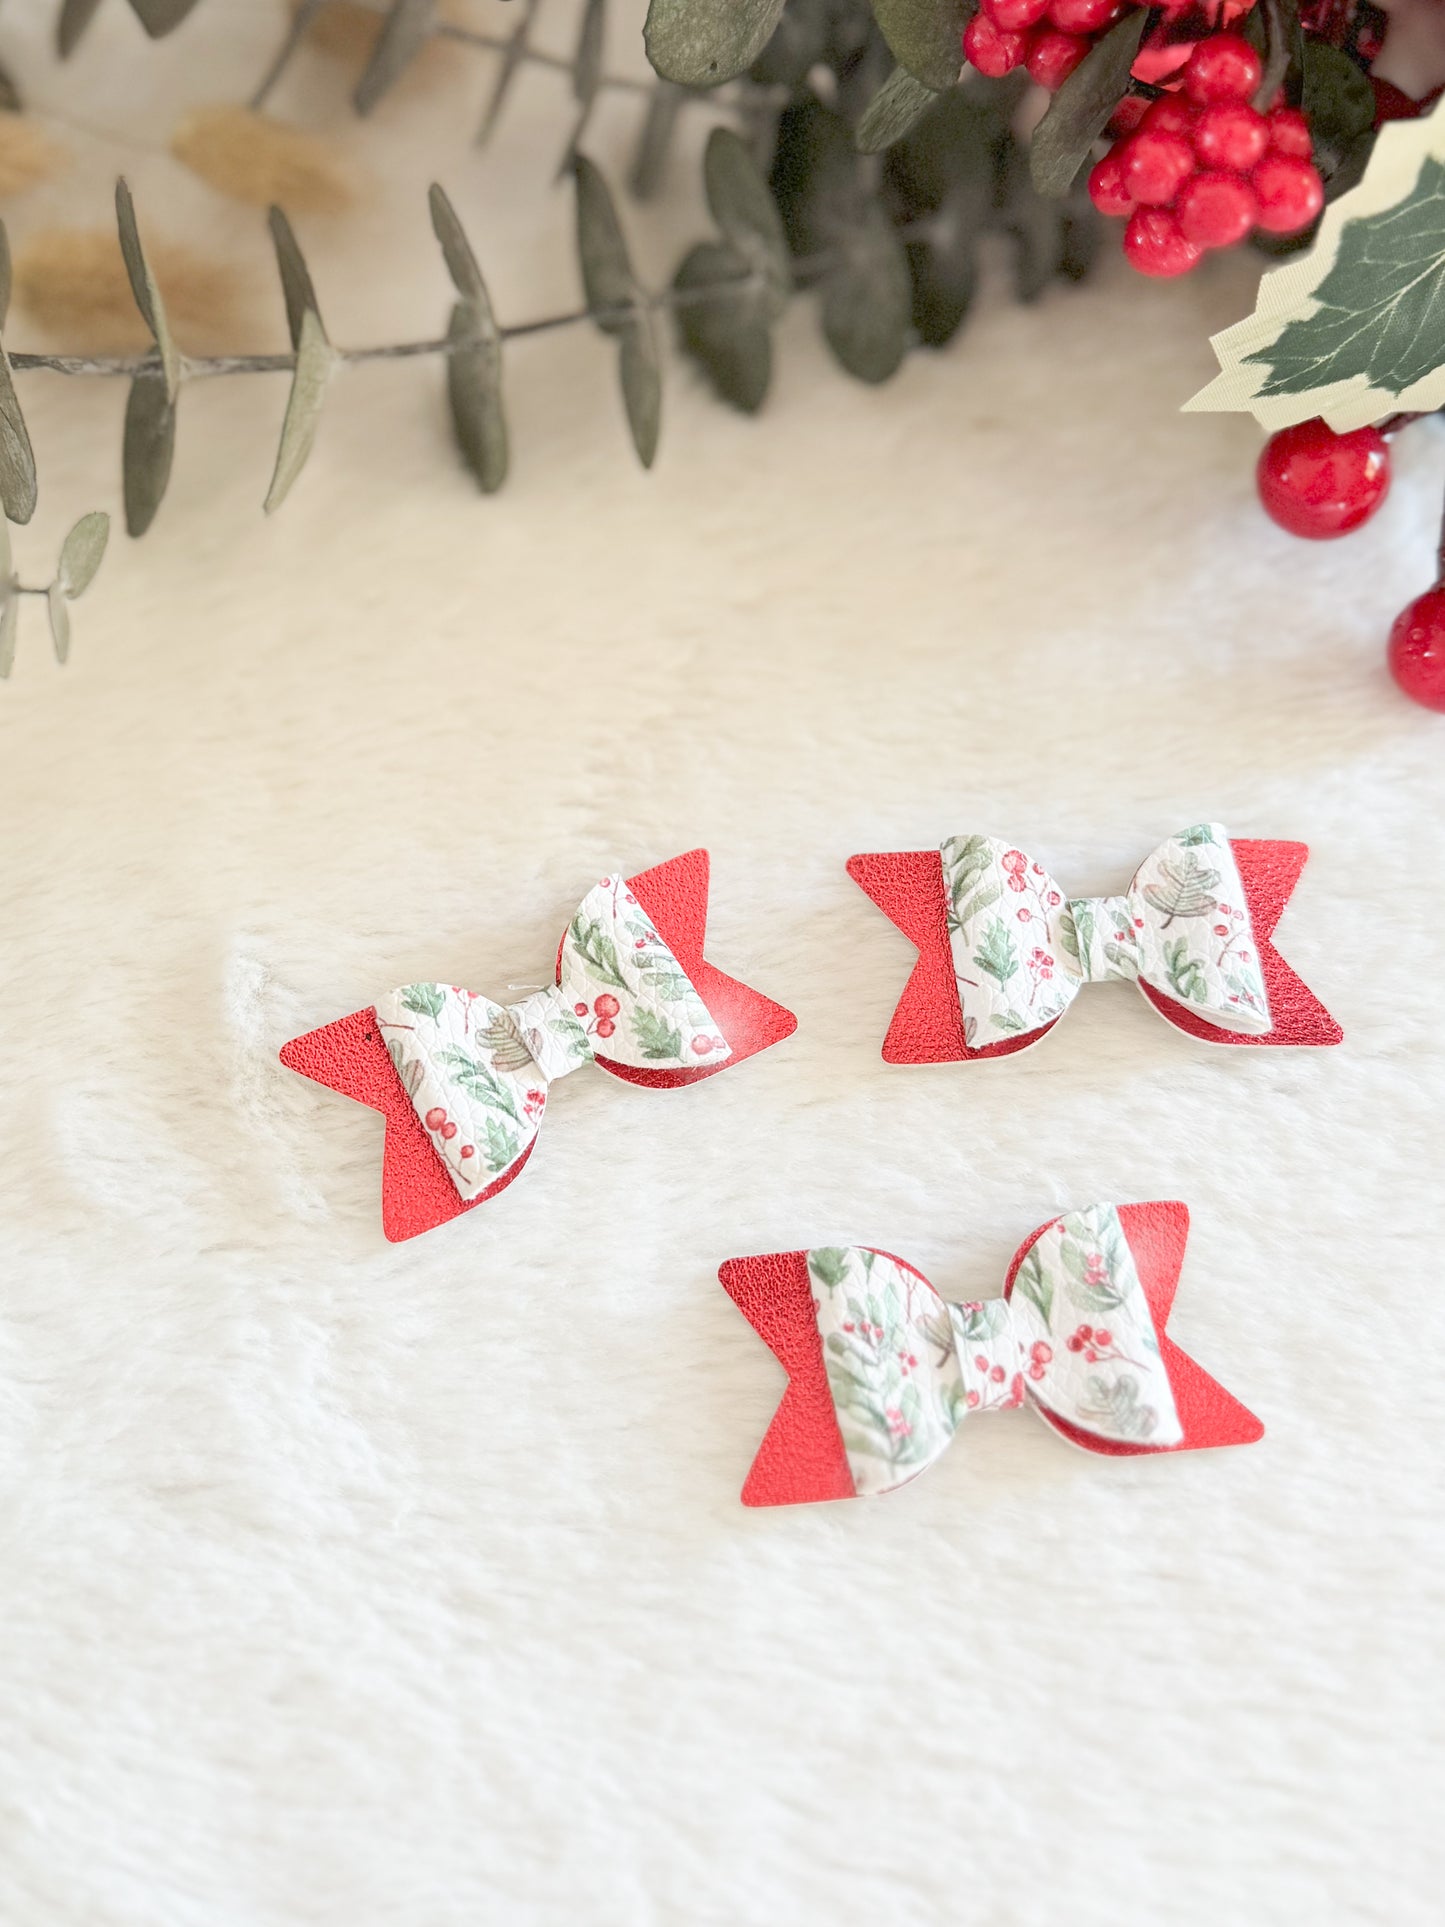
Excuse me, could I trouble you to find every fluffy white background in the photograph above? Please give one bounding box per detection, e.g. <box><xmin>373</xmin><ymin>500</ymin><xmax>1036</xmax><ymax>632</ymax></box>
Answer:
<box><xmin>0</xmin><ymin>6</ymin><xmax>1440</xmax><ymax>1923</ymax></box>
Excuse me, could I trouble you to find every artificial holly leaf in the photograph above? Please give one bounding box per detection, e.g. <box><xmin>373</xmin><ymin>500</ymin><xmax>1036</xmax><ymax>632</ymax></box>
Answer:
<box><xmin>1186</xmin><ymin>100</ymin><xmax>1445</xmax><ymax>431</ymax></box>
<box><xmin>857</xmin><ymin>65</ymin><xmax>943</xmax><ymax>154</ymax></box>
<box><xmin>1029</xmin><ymin>8</ymin><xmax>1147</xmax><ymax>197</ymax></box>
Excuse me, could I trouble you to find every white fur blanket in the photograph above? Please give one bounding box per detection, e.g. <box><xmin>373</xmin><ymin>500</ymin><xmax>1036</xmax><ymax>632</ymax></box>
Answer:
<box><xmin>0</xmin><ymin>5</ymin><xmax>1440</xmax><ymax>1922</ymax></box>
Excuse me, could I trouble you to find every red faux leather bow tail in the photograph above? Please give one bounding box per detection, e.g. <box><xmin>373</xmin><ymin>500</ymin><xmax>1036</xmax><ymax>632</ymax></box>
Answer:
<box><xmin>719</xmin><ymin>1203</ymin><xmax>1264</xmax><ymax>1508</ymax></box>
<box><xmin>281</xmin><ymin>850</ymin><xmax>796</xmax><ymax>1241</ymax></box>
<box><xmin>847</xmin><ymin>839</ymin><xmax>1341</xmax><ymax>1062</ymax></box>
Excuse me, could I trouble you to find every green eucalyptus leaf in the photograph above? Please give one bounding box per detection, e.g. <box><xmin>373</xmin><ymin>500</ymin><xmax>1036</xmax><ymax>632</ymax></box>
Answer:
<box><xmin>268</xmin><ymin>206</ymin><xmax>325</xmax><ymax>350</ymax></box>
<box><xmin>0</xmin><ymin>60</ymin><xmax>21</xmax><ymax>114</ymax></box>
<box><xmin>122</xmin><ymin>369</ymin><xmax>176</xmax><ymax>537</ymax></box>
<box><xmin>355</xmin><ymin>0</ymin><xmax>437</xmax><ymax>116</ymax></box>
<box><xmin>630</xmin><ymin>82</ymin><xmax>686</xmax><ymax>200</ymax></box>
<box><xmin>46</xmin><ymin>580</ymin><xmax>70</xmax><ymax>666</ymax></box>
<box><xmin>126</xmin><ymin>0</ymin><xmax>203</xmax><ymax>36</ymax></box>
<box><xmin>574</xmin><ymin>0</ymin><xmax>607</xmax><ymax>107</ymax></box>
<box><xmin>704</xmin><ymin>126</ymin><xmax>790</xmax><ymax>317</ymax></box>
<box><xmin>643</xmin><ymin>0</ymin><xmax>787</xmax><ymax>86</ymax></box>
<box><xmin>115</xmin><ymin>178</ymin><xmax>178</xmax><ymax>398</ymax></box>
<box><xmin>1029</xmin><ymin>8</ymin><xmax>1147</xmax><ymax>197</ymax></box>
<box><xmin>58</xmin><ymin>0</ymin><xmax>105</xmax><ymax>58</ymax></box>
<box><xmin>0</xmin><ymin>586</ymin><xmax>16</xmax><ymax>680</ymax></box>
<box><xmin>57</xmin><ymin>511</ymin><xmax>109</xmax><ymax>598</ymax></box>
<box><xmin>264</xmin><ymin>307</ymin><xmax>335</xmax><ymax>514</ymax></box>
<box><xmin>476</xmin><ymin>0</ymin><xmax>540</xmax><ymax>144</ymax></box>
<box><xmin>444</xmin><ymin>305</ymin><xmax>508</xmax><ymax>493</ymax></box>
<box><xmin>673</xmin><ymin>238</ymin><xmax>772</xmax><ymax>412</ymax></box>
<box><xmin>857</xmin><ymin>65</ymin><xmax>942</xmax><ymax>154</ymax></box>
<box><xmin>822</xmin><ymin>208</ymin><xmax>911</xmax><ymax>382</ymax></box>
<box><xmin>0</xmin><ymin>343</ymin><xmax>37</xmax><ymax>525</ymax></box>
<box><xmin>871</xmin><ymin>0</ymin><xmax>968</xmax><ymax>91</ymax></box>
<box><xmin>574</xmin><ymin>157</ymin><xmax>660</xmax><ymax>467</ymax></box>
<box><xmin>428</xmin><ymin>183</ymin><xmax>484</xmax><ymax>302</ymax></box>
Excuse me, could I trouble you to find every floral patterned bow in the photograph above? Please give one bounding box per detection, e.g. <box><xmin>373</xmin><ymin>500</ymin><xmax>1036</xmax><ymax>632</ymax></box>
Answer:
<box><xmin>281</xmin><ymin>852</ymin><xmax>799</xmax><ymax>1241</ymax></box>
<box><xmin>941</xmin><ymin>823</ymin><xmax>1271</xmax><ymax>1050</ymax></box>
<box><xmin>720</xmin><ymin>1201</ymin><xmax>1262</xmax><ymax>1507</ymax></box>
<box><xmin>372</xmin><ymin>873</ymin><xmax>730</xmax><ymax>1201</ymax></box>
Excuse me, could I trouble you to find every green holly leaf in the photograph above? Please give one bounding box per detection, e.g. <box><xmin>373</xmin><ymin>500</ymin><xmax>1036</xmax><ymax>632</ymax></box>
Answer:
<box><xmin>1187</xmin><ymin>104</ymin><xmax>1445</xmax><ymax>430</ymax></box>
<box><xmin>808</xmin><ymin>1247</ymin><xmax>852</xmax><ymax>1290</ymax></box>
<box><xmin>972</xmin><ymin>917</ymin><xmax>1018</xmax><ymax>987</ymax></box>
<box><xmin>481</xmin><ymin>1114</ymin><xmax>522</xmax><ymax>1175</ymax></box>
<box><xmin>631</xmin><ymin>1006</ymin><xmax>683</xmax><ymax>1060</ymax></box>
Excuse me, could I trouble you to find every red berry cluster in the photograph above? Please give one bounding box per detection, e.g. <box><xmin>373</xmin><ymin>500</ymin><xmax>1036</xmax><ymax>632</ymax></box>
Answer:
<box><xmin>963</xmin><ymin>0</ymin><xmax>1121</xmax><ymax>93</ymax></box>
<box><xmin>1088</xmin><ymin>34</ymin><xmax>1324</xmax><ymax>276</ymax></box>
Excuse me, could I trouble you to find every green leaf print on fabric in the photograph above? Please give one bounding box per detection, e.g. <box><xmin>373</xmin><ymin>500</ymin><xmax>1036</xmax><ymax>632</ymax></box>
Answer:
<box><xmin>1141</xmin><ymin>852</ymin><xmax>1220</xmax><ymax>926</ymax></box>
<box><xmin>398</xmin><ymin>982</ymin><xmax>446</xmax><ymax>1021</ymax></box>
<box><xmin>481</xmin><ymin>1114</ymin><xmax>522</xmax><ymax>1176</ymax></box>
<box><xmin>973</xmin><ymin>916</ymin><xmax>1019</xmax><ymax>987</ymax></box>
<box><xmin>631</xmin><ymin>1006</ymin><xmax>684</xmax><ymax>1060</ymax></box>
<box><xmin>808</xmin><ymin>1247</ymin><xmax>851</xmax><ymax>1291</ymax></box>
<box><xmin>568</xmin><ymin>912</ymin><xmax>628</xmax><ymax>991</ymax></box>
<box><xmin>435</xmin><ymin>1046</ymin><xmax>523</xmax><ymax>1121</ymax></box>
<box><xmin>1012</xmin><ymin>1246</ymin><xmax>1053</xmax><ymax>1325</ymax></box>
<box><xmin>1164</xmin><ymin>936</ymin><xmax>1208</xmax><ymax>1004</ymax></box>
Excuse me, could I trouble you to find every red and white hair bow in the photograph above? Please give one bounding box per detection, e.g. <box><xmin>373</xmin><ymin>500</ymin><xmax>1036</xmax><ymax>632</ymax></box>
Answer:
<box><xmin>720</xmin><ymin>1202</ymin><xmax>1261</xmax><ymax>1506</ymax></box>
<box><xmin>281</xmin><ymin>851</ymin><xmax>795</xmax><ymax>1241</ymax></box>
<box><xmin>849</xmin><ymin>824</ymin><xmax>1341</xmax><ymax>1061</ymax></box>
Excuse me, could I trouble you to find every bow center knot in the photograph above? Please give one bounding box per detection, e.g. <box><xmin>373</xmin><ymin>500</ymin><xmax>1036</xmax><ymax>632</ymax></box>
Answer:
<box><xmin>1065</xmin><ymin>894</ymin><xmax>1143</xmax><ymax>985</ymax></box>
<box><xmin>505</xmin><ymin>987</ymin><xmax>594</xmax><ymax>1084</ymax></box>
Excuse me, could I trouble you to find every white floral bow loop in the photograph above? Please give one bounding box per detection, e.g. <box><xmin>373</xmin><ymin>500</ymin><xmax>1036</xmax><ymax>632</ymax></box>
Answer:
<box><xmin>807</xmin><ymin>1204</ymin><xmax>1182</xmax><ymax>1497</ymax></box>
<box><xmin>940</xmin><ymin>823</ymin><xmax>1272</xmax><ymax>1050</ymax></box>
<box><xmin>373</xmin><ymin>874</ymin><xmax>730</xmax><ymax>1200</ymax></box>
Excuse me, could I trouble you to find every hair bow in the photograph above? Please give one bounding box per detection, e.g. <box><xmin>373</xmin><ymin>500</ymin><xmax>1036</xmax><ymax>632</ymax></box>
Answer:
<box><xmin>720</xmin><ymin>1202</ymin><xmax>1262</xmax><ymax>1506</ymax></box>
<box><xmin>281</xmin><ymin>851</ymin><xmax>796</xmax><ymax>1241</ymax></box>
<box><xmin>848</xmin><ymin>825</ymin><xmax>1340</xmax><ymax>1062</ymax></box>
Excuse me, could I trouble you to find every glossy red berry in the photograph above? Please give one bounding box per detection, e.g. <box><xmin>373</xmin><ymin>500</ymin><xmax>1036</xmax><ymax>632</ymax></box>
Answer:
<box><xmin>424</xmin><ymin>1107</ymin><xmax>447</xmax><ymax>1131</ymax></box>
<box><xmin>595</xmin><ymin>1017</ymin><xmax>615</xmax><ymax>1039</ymax></box>
<box><xmin>1252</xmin><ymin>154</ymin><xmax>1324</xmax><ymax>233</ymax></box>
<box><xmin>982</xmin><ymin>0</ymin><xmax>1049</xmax><ymax>29</ymax></box>
<box><xmin>1123</xmin><ymin>206</ymin><xmax>1202</xmax><ymax>276</ymax></box>
<box><xmin>1256</xmin><ymin>419</ymin><xmax>1390</xmax><ymax>538</ymax></box>
<box><xmin>1122</xmin><ymin>128</ymin><xmax>1195</xmax><ymax>205</ymax></box>
<box><xmin>1388</xmin><ymin>587</ymin><xmax>1445</xmax><ymax>710</ymax></box>
<box><xmin>1025</xmin><ymin>28</ymin><xmax>1088</xmax><ymax>90</ymax></box>
<box><xmin>1268</xmin><ymin>105</ymin><xmax>1313</xmax><ymax>158</ymax></box>
<box><xmin>1048</xmin><ymin>0</ymin><xmax>1118</xmax><ymax>27</ymax></box>
<box><xmin>1192</xmin><ymin>100</ymin><xmax>1268</xmax><ymax>171</ymax></box>
<box><xmin>1140</xmin><ymin>93</ymin><xmax>1196</xmax><ymax>137</ymax></box>
<box><xmin>1177</xmin><ymin>170</ymin><xmax>1257</xmax><ymax>248</ymax></box>
<box><xmin>594</xmin><ymin>993</ymin><xmax>621</xmax><ymax>1019</ymax></box>
<box><xmin>964</xmin><ymin>11</ymin><xmax>1028</xmax><ymax>74</ymax></box>
<box><xmin>440</xmin><ymin>1120</ymin><xmax>458</xmax><ymax>1140</ymax></box>
<box><xmin>1184</xmin><ymin>32</ymin><xmax>1262</xmax><ymax>104</ymax></box>
<box><xmin>1108</xmin><ymin>92</ymin><xmax>1149</xmax><ymax>136</ymax></box>
<box><xmin>1088</xmin><ymin>151</ymin><xmax>1135</xmax><ymax>216</ymax></box>
<box><xmin>690</xmin><ymin>1035</ymin><xmax>715</xmax><ymax>1055</ymax></box>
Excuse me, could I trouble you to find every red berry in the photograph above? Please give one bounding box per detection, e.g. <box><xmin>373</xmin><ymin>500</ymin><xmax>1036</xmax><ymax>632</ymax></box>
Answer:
<box><xmin>1078</xmin><ymin>1325</ymin><xmax>1094</xmax><ymax>1342</ymax></box>
<box><xmin>1140</xmin><ymin>93</ymin><xmax>1196</xmax><ymax>138</ymax></box>
<box><xmin>1108</xmin><ymin>93</ymin><xmax>1149</xmax><ymax>136</ymax></box>
<box><xmin>1025</xmin><ymin>29</ymin><xmax>1088</xmax><ymax>90</ymax></box>
<box><xmin>1251</xmin><ymin>154</ymin><xmax>1323</xmax><ymax>233</ymax></box>
<box><xmin>690</xmin><ymin>1035</ymin><xmax>714</xmax><ymax>1055</ymax></box>
<box><xmin>1123</xmin><ymin>207</ymin><xmax>1202</xmax><ymax>276</ymax></box>
<box><xmin>424</xmin><ymin>1107</ymin><xmax>447</xmax><ymax>1131</ymax></box>
<box><xmin>1268</xmin><ymin>105</ymin><xmax>1312</xmax><ymax>158</ymax></box>
<box><xmin>990</xmin><ymin>1365</ymin><xmax>1006</xmax><ymax>1383</ymax></box>
<box><xmin>594</xmin><ymin>993</ymin><xmax>620</xmax><ymax>1019</ymax></box>
<box><xmin>460</xmin><ymin>1144</ymin><xmax>475</xmax><ymax>1158</ymax></box>
<box><xmin>1184</xmin><ymin>33</ymin><xmax>1262</xmax><ymax>105</ymax></box>
<box><xmin>1122</xmin><ymin>129</ymin><xmax>1195</xmax><ymax>206</ymax></box>
<box><xmin>440</xmin><ymin>1121</ymin><xmax>458</xmax><ymax>1140</ymax></box>
<box><xmin>982</xmin><ymin>0</ymin><xmax>1048</xmax><ymax>29</ymax></box>
<box><xmin>963</xmin><ymin>11</ymin><xmax>1028</xmax><ymax>75</ymax></box>
<box><xmin>1048</xmin><ymin>0</ymin><xmax>1117</xmax><ymax>29</ymax></box>
<box><xmin>1177</xmin><ymin>170</ymin><xmax>1257</xmax><ymax>248</ymax></box>
<box><xmin>594</xmin><ymin>1017</ymin><xmax>615</xmax><ymax>1039</ymax></box>
<box><xmin>1256</xmin><ymin>418</ymin><xmax>1390</xmax><ymax>539</ymax></box>
<box><xmin>1192</xmin><ymin>100</ymin><xmax>1268</xmax><ymax>171</ymax></box>
<box><xmin>573</xmin><ymin>1002</ymin><xmax>588</xmax><ymax>1017</ymax></box>
<box><xmin>1095</xmin><ymin>1329</ymin><xmax>1113</xmax><ymax>1348</ymax></box>
<box><xmin>1088</xmin><ymin>152</ymin><xmax>1135</xmax><ymax>217</ymax></box>
<box><xmin>1066</xmin><ymin>1334</ymin><xmax>1084</xmax><ymax>1352</ymax></box>
<box><xmin>1388</xmin><ymin>587</ymin><xmax>1445</xmax><ymax>711</ymax></box>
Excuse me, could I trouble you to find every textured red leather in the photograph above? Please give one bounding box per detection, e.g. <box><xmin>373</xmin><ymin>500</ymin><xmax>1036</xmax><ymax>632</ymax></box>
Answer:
<box><xmin>847</xmin><ymin>839</ymin><xmax>1341</xmax><ymax>1061</ymax></box>
<box><xmin>720</xmin><ymin>1203</ymin><xmax>1262</xmax><ymax>1506</ymax></box>
<box><xmin>279</xmin><ymin>850</ymin><xmax>797</xmax><ymax>1241</ymax></box>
